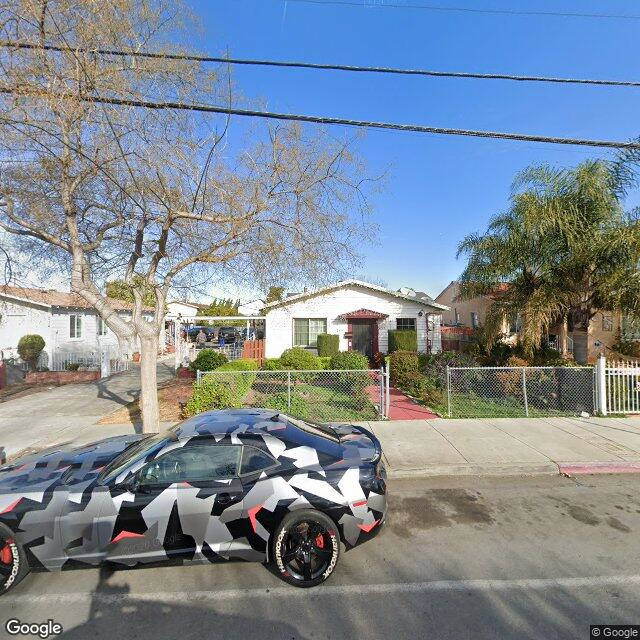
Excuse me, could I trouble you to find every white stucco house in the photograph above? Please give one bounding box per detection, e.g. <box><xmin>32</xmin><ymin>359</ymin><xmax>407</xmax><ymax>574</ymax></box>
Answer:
<box><xmin>263</xmin><ymin>280</ymin><xmax>448</xmax><ymax>359</ymax></box>
<box><xmin>0</xmin><ymin>285</ymin><xmax>154</xmax><ymax>369</ymax></box>
<box><xmin>165</xmin><ymin>300</ymin><xmax>210</xmax><ymax>319</ymax></box>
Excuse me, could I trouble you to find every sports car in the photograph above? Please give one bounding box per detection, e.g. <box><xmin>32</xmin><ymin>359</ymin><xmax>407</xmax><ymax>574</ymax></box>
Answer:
<box><xmin>0</xmin><ymin>409</ymin><xmax>386</xmax><ymax>592</ymax></box>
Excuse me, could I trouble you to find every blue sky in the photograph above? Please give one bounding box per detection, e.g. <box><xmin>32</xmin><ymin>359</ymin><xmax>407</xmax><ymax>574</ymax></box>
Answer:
<box><xmin>187</xmin><ymin>0</ymin><xmax>640</xmax><ymax>300</ymax></box>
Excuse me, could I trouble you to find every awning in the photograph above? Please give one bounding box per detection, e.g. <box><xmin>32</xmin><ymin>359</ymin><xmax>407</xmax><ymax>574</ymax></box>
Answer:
<box><xmin>336</xmin><ymin>308</ymin><xmax>389</xmax><ymax>321</ymax></box>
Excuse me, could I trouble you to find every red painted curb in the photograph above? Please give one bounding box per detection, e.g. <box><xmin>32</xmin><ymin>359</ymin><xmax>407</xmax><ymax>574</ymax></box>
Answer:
<box><xmin>558</xmin><ymin>461</ymin><xmax>640</xmax><ymax>475</ymax></box>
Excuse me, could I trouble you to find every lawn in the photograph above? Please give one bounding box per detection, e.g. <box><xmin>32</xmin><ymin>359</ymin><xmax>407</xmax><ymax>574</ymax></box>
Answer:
<box><xmin>252</xmin><ymin>382</ymin><xmax>379</xmax><ymax>422</ymax></box>
<box><xmin>448</xmin><ymin>392</ymin><xmax>585</xmax><ymax>419</ymax></box>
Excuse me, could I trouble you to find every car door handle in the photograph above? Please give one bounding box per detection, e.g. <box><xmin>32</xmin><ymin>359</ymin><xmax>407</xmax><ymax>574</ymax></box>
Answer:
<box><xmin>217</xmin><ymin>492</ymin><xmax>233</xmax><ymax>504</ymax></box>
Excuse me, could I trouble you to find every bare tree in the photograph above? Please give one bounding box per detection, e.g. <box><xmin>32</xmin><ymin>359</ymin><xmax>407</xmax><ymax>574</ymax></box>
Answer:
<box><xmin>0</xmin><ymin>0</ymin><xmax>376</xmax><ymax>432</ymax></box>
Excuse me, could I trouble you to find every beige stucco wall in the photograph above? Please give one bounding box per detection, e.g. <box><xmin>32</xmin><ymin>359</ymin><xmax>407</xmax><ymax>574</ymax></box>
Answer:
<box><xmin>435</xmin><ymin>281</ymin><xmax>496</xmax><ymax>329</ymax></box>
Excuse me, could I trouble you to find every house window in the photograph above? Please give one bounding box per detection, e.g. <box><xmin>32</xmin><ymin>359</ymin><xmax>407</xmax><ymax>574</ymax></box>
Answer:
<box><xmin>470</xmin><ymin>312</ymin><xmax>479</xmax><ymax>329</ymax></box>
<box><xmin>396</xmin><ymin>318</ymin><xmax>416</xmax><ymax>331</ymax></box>
<box><xmin>602</xmin><ymin>315</ymin><xmax>613</xmax><ymax>332</ymax></box>
<box><xmin>97</xmin><ymin>317</ymin><xmax>108</xmax><ymax>336</ymax></box>
<box><xmin>454</xmin><ymin>308</ymin><xmax>460</xmax><ymax>324</ymax></box>
<box><xmin>69</xmin><ymin>314</ymin><xmax>82</xmax><ymax>339</ymax></box>
<box><xmin>293</xmin><ymin>318</ymin><xmax>327</xmax><ymax>347</ymax></box>
<box><xmin>509</xmin><ymin>314</ymin><xmax>522</xmax><ymax>335</ymax></box>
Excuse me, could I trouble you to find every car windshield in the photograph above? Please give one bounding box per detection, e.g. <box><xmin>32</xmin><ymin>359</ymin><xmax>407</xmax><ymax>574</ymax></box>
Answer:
<box><xmin>98</xmin><ymin>431</ymin><xmax>175</xmax><ymax>483</ymax></box>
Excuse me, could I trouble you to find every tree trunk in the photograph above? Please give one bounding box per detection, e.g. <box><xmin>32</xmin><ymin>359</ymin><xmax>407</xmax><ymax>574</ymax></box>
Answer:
<box><xmin>139</xmin><ymin>334</ymin><xmax>160</xmax><ymax>433</ymax></box>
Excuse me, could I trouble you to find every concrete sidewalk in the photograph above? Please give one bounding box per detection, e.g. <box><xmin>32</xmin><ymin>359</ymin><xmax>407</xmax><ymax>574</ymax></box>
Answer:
<box><xmin>358</xmin><ymin>416</ymin><xmax>640</xmax><ymax>478</ymax></box>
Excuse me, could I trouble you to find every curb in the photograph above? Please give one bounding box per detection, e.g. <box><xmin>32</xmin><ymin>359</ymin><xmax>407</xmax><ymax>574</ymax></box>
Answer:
<box><xmin>558</xmin><ymin>461</ymin><xmax>640</xmax><ymax>476</ymax></box>
<box><xmin>387</xmin><ymin>461</ymin><xmax>560</xmax><ymax>479</ymax></box>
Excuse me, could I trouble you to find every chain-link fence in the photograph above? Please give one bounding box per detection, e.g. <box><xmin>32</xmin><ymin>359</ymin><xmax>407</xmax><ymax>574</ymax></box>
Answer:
<box><xmin>446</xmin><ymin>366</ymin><xmax>595</xmax><ymax>418</ymax></box>
<box><xmin>196</xmin><ymin>369</ymin><xmax>385</xmax><ymax>422</ymax></box>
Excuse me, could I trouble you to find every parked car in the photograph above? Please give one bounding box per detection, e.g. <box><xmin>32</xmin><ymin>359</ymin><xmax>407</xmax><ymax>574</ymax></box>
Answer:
<box><xmin>0</xmin><ymin>409</ymin><xmax>386</xmax><ymax>593</ymax></box>
<box><xmin>187</xmin><ymin>326</ymin><xmax>216</xmax><ymax>342</ymax></box>
<box><xmin>218</xmin><ymin>326</ymin><xmax>241</xmax><ymax>343</ymax></box>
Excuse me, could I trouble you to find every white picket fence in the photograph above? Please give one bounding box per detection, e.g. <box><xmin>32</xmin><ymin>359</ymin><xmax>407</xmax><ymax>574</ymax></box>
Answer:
<box><xmin>598</xmin><ymin>358</ymin><xmax>640</xmax><ymax>415</ymax></box>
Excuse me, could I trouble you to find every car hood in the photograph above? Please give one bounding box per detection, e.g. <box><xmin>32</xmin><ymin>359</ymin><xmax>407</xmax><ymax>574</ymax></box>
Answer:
<box><xmin>0</xmin><ymin>433</ymin><xmax>145</xmax><ymax>492</ymax></box>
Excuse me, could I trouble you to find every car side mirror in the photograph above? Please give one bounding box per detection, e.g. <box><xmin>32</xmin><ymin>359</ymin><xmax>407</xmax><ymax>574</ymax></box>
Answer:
<box><xmin>124</xmin><ymin>474</ymin><xmax>142</xmax><ymax>493</ymax></box>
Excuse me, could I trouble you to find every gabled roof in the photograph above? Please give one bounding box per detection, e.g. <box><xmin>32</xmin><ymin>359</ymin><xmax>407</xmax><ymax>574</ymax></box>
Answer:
<box><xmin>336</xmin><ymin>308</ymin><xmax>389</xmax><ymax>320</ymax></box>
<box><xmin>0</xmin><ymin>285</ymin><xmax>154</xmax><ymax>312</ymax></box>
<box><xmin>263</xmin><ymin>279</ymin><xmax>448</xmax><ymax>312</ymax></box>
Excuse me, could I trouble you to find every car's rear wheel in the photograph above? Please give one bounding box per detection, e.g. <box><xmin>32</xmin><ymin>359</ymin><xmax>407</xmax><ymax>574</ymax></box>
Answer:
<box><xmin>0</xmin><ymin>523</ymin><xmax>28</xmax><ymax>595</ymax></box>
<box><xmin>272</xmin><ymin>509</ymin><xmax>340</xmax><ymax>588</ymax></box>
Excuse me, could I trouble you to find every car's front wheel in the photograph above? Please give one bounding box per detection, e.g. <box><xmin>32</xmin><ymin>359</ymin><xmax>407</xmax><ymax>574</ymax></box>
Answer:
<box><xmin>272</xmin><ymin>509</ymin><xmax>340</xmax><ymax>588</ymax></box>
<box><xmin>0</xmin><ymin>523</ymin><xmax>29</xmax><ymax>595</ymax></box>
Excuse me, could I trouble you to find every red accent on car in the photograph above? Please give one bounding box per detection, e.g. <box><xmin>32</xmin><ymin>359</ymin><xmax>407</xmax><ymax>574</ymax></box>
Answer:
<box><xmin>110</xmin><ymin>530</ymin><xmax>146</xmax><ymax>544</ymax></box>
<box><xmin>315</xmin><ymin>534</ymin><xmax>325</xmax><ymax>548</ymax></box>
<box><xmin>0</xmin><ymin>544</ymin><xmax>11</xmax><ymax>564</ymax></box>
<box><xmin>357</xmin><ymin>520</ymin><xmax>380</xmax><ymax>533</ymax></box>
<box><xmin>179</xmin><ymin>482</ymin><xmax>192</xmax><ymax>487</ymax></box>
<box><xmin>352</xmin><ymin>500</ymin><xmax>367</xmax><ymax>507</ymax></box>
<box><xmin>248</xmin><ymin>504</ymin><xmax>263</xmax><ymax>533</ymax></box>
<box><xmin>0</xmin><ymin>497</ymin><xmax>22</xmax><ymax>514</ymax></box>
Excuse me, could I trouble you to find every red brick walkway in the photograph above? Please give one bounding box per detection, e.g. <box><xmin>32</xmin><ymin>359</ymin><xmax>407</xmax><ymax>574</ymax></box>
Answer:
<box><xmin>365</xmin><ymin>384</ymin><xmax>439</xmax><ymax>420</ymax></box>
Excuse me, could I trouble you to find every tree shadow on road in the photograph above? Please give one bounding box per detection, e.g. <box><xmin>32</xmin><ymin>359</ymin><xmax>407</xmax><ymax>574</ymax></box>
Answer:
<box><xmin>56</xmin><ymin>564</ymin><xmax>309</xmax><ymax>640</ymax></box>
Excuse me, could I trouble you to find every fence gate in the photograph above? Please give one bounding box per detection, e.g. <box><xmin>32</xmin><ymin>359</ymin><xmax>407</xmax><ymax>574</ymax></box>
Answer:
<box><xmin>598</xmin><ymin>358</ymin><xmax>640</xmax><ymax>415</ymax></box>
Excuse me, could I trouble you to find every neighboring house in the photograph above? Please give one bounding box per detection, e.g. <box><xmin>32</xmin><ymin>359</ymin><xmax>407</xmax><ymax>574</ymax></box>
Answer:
<box><xmin>435</xmin><ymin>280</ymin><xmax>636</xmax><ymax>362</ymax></box>
<box><xmin>263</xmin><ymin>280</ymin><xmax>448</xmax><ymax>359</ymax></box>
<box><xmin>238</xmin><ymin>298</ymin><xmax>266</xmax><ymax>316</ymax></box>
<box><xmin>166</xmin><ymin>300</ymin><xmax>210</xmax><ymax>319</ymax></box>
<box><xmin>0</xmin><ymin>285</ymin><xmax>154</xmax><ymax>368</ymax></box>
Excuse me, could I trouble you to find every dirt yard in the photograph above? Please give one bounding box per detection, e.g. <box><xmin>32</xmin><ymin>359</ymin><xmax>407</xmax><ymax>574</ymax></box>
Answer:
<box><xmin>98</xmin><ymin>378</ymin><xmax>194</xmax><ymax>424</ymax></box>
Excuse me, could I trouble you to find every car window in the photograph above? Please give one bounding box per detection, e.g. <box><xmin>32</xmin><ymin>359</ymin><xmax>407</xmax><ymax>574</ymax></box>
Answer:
<box><xmin>241</xmin><ymin>446</ymin><xmax>277</xmax><ymax>475</ymax></box>
<box><xmin>139</xmin><ymin>444</ymin><xmax>241</xmax><ymax>486</ymax></box>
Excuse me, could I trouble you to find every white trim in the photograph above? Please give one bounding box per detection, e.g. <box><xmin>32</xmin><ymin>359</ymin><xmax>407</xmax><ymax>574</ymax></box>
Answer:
<box><xmin>263</xmin><ymin>280</ymin><xmax>449</xmax><ymax>312</ymax></box>
<box><xmin>0</xmin><ymin>293</ymin><xmax>51</xmax><ymax>309</ymax></box>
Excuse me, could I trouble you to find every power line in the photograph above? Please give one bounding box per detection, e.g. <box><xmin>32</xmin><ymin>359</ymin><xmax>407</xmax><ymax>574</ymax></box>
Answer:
<box><xmin>2</xmin><ymin>86</ymin><xmax>639</xmax><ymax>150</ymax></box>
<box><xmin>2</xmin><ymin>41</ymin><xmax>638</xmax><ymax>88</ymax></box>
<box><xmin>276</xmin><ymin>0</ymin><xmax>640</xmax><ymax>21</ymax></box>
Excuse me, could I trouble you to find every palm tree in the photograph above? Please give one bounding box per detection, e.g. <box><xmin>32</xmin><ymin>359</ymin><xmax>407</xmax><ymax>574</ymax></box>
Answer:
<box><xmin>457</xmin><ymin>160</ymin><xmax>640</xmax><ymax>361</ymax></box>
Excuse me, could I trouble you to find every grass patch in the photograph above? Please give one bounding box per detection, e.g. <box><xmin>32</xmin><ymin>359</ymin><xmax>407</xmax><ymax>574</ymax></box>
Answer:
<box><xmin>448</xmin><ymin>392</ymin><xmax>586</xmax><ymax>418</ymax></box>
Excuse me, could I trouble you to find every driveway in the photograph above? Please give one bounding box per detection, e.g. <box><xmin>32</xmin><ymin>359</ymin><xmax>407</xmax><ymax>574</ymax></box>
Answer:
<box><xmin>0</xmin><ymin>359</ymin><xmax>175</xmax><ymax>458</ymax></box>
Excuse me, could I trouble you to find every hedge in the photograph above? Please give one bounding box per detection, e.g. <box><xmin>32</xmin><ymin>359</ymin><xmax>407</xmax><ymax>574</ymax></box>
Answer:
<box><xmin>390</xmin><ymin>350</ymin><xmax>419</xmax><ymax>386</ymax></box>
<box><xmin>189</xmin><ymin>359</ymin><xmax>259</xmax><ymax>414</ymax></box>
<box><xmin>189</xmin><ymin>349</ymin><xmax>228</xmax><ymax>373</ymax></box>
<box><xmin>330</xmin><ymin>351</ymin><xmax>369</xmax><ymax>370</ymax></box>
<box><xmin>279</xmin><ymin>347</ymin><xmax>322</xmax><ymax>370</ymax></box>
<box><xmin>316</xmin><ymin>334</ymin><xmax>339</xmax><ymax>357</ymax></box>
<box><xmin>17</xmin><ymin>334</ymin><xmax>45</xmax><ymax>369</ymax></box>
<box><xmin>388</xmin><ymin>330</ymin><xmax>418</xmax><ymax>353</ymax></box>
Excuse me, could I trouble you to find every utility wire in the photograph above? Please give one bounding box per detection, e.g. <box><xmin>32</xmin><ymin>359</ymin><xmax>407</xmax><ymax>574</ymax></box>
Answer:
<box><xmin>276</xmin><ymin>0</ymin><xmax>640</xmax><ymax>21</ymax></box>
<box><xmin>2</xmin><ymin>40</ymin><xmax>638</xmax><ymax>89</ymax></box>
<box><xmin>2</xmin><ymin>86</ymin><xmax>639</xmax><ymax>150</ymax></box>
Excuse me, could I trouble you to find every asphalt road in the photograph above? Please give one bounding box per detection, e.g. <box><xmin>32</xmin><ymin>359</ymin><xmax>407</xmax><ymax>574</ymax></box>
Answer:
<box><xmin>1</xmin><ymin>474</ymin><xmax>639</xmax><ymax>639</ymax></box>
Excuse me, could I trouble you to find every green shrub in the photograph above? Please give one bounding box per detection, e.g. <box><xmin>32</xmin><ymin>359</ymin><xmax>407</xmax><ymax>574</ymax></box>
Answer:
<box><xmin>388</xmin><ymin>330</ymin><xmax>417</xmax><ymax>353</ymax></box>
<box><xmin>189</xmin><ymin>349</ymin><xmax>228</xmax><ymax>373</ymax></box>
<box><xmin>212</xmin><ymin>359</ymin><xmax>258</xmax><ymax>403</ymax></box>
<box><xmin>330</xmin><ymin>351</ymin><xmax>370</xmax><ymax>370</ymax></box>
<box><xmin>65</xmin><ymin>362</ymin><xmax>81</xmax><ymax>371</ymax></box>
<box><xmin>217</xmin><ymin>359</ymin><xmax>259</xmax><ymax>372</ymax></box>
<box><xmin>182</xmin><ymin>381</ymin><xmax>237</xmax><ymax>417</ymax></box>
<box><xmin>318</xmin><ymin>356</ymin><xmax>332</xmax><ymax>370</ymax></box>
<box><xmin>17</xmin><ymin>334</ymin><xmax>45</xmax><ymax>370</ymax></box>
<box><xmin>280</xmin><ymin>347</ymin><xmax>321</xmax><ymax>370</ymax></box>
<box><xmin>390</xmin><ymin>350</ymin><xmax>419</xmax><ymax>386</ymax></box>
<box><xmin>261</xmin><ymin>358</ymin><xmax>282</xmax><ymax>370</ymax></box>
<box><xmin>316</xmin><ymin>334</ymin><xmax>339</xmax><ymax>357</ymax></box>
<box><xmin>264</xmin><ymin>393</ymin><xmax>310</xmax><ymax>419</ymax></box>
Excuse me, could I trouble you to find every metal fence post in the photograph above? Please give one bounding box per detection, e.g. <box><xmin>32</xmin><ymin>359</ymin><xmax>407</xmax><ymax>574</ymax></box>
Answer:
<box><xmin>596</xmin><ymin>354</ymin><xmax>607</xmax><ymax>416</ymax></box>
<box><xmin>196</xmin><ymin>369</ymin><xmax>201</xmax><ymax>385</ymax></box>
<box><xmin>378</xmin><ymin>367</ymin><xmax>384</xmax><ymax>419</ymax></box>
<box><xmin>446</xmin><ymin>365</ymin><xmax>452</xmax><ymax>417</ymax></box>
<box><xmin>385</xmin><ymin>362</ymin><xmax>391</xmax><ymax>418</ymax></box>
<box><xmin>287</xmin><ymin>371</ymin><xmax>291</xmax><ymax>412</ymax></box>
<box><xmin>522</xmin><ymin>367</ymin><xmax>529</xmax><ymax>417</ymax></box>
